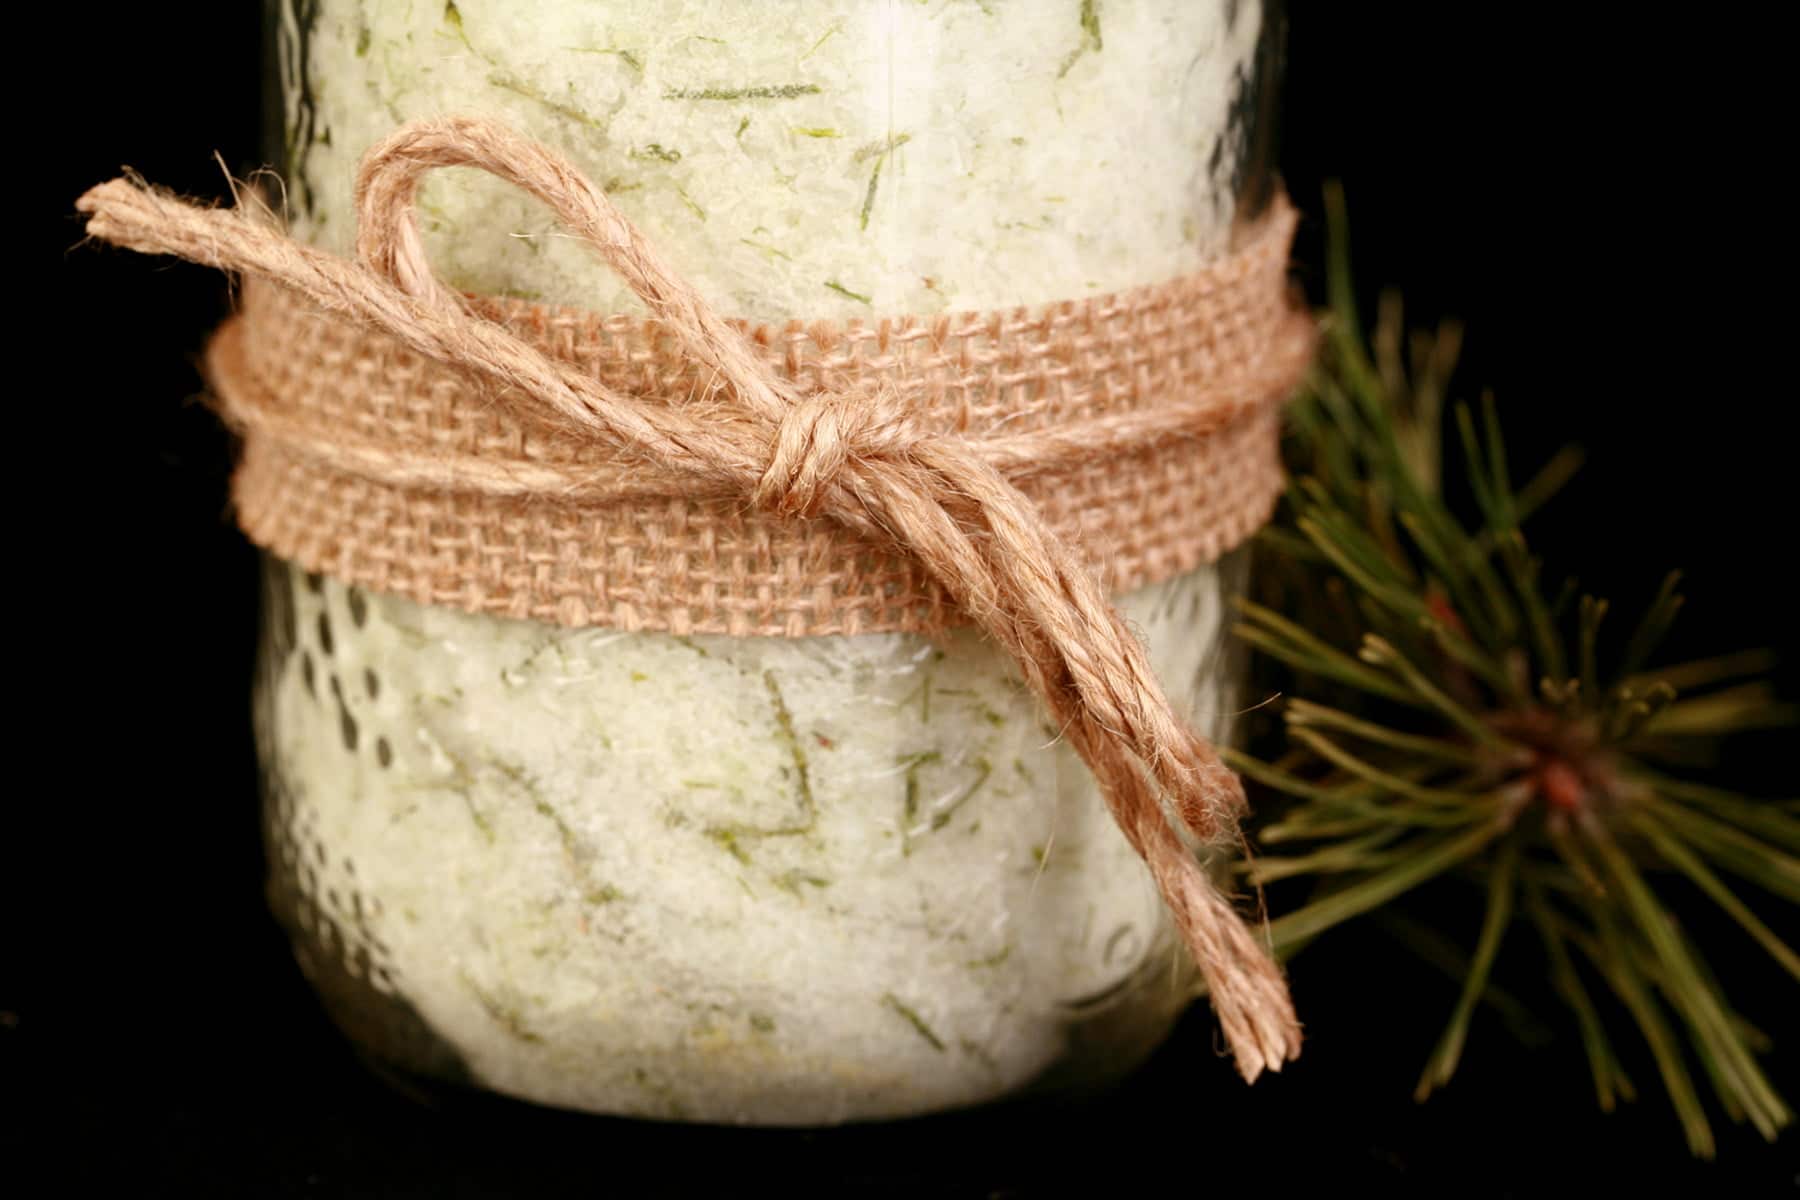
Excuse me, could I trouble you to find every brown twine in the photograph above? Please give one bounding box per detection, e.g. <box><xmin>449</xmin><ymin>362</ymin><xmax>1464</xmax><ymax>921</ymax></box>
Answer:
<box><xmin>79</xmin><ymin>115</ymin><xmax>1309</xmax><ymax>1079</ymax></box>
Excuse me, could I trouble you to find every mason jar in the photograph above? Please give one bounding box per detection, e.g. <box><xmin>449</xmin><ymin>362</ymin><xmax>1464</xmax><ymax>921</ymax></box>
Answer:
<box><xmin>257</xmin><ymin>0</ymin><xmax>1284</xmax><ymax>1125</ymax></box>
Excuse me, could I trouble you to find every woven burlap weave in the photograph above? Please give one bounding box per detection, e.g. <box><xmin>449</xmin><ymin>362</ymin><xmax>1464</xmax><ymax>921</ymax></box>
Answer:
<box><xmin>216</xmin><ymin>231</ymin><xmax>1301</xmax><ymax>634</ymax></box>
<box><xmin>79</xmin><ymin>115</ymin><xmax>1315</xmax><ymax>1081</ymax></box>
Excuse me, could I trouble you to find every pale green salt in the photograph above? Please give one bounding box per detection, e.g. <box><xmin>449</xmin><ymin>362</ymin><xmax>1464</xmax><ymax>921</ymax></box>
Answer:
<box><xmin>261</xmin><ymin>558</ymin><xmax>1243</xmax><ymax>1123</ymax></box>
<box><xmin>281</xmin><ymin>0</ymin><xmax>1264</xmax><ymax>317</ymax></box>
<box><xmin>267</xmin><ymin>0</ymin><xmax>1267</xmax><ymax>1123</ymax></box>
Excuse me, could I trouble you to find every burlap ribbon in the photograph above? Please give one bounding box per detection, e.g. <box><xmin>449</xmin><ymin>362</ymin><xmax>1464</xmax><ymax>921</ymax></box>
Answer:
<box><xmin>80</xmin><ymin>116</ymin><xmax>1312</xmax><ymax>1079</ymax></box>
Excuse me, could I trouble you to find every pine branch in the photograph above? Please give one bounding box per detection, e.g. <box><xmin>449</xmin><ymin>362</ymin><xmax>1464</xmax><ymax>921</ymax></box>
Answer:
<box><xmin>1235</xmin><ymin>187</ymin><xmax>1798</xmax><ymax>1155</ymax></box>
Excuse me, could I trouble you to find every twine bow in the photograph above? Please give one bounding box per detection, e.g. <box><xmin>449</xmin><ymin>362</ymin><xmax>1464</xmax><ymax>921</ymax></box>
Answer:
<box><xmin>79</xmin><ymin>115</ymin><xmax>1305</xmax><ymax>1078</ymax></box>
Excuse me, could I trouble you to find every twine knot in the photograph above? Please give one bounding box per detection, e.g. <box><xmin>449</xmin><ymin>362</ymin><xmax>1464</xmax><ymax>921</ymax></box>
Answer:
<box><xmin>755</xmin><ymin>379</ymin><xmax>921</xmax><ymax>518</ymax></box>
<box><xmin>76</xmin><ymin>114</ymin><xmax>1309</xmax><ymax>1080</ymax></box>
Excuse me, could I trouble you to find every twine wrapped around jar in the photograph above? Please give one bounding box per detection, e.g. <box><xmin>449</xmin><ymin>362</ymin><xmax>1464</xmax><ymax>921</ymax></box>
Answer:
<box><xmin>80</xmin><ymin>115</ymin><xmax>1314</xmax><ymax>1079</ymax></box>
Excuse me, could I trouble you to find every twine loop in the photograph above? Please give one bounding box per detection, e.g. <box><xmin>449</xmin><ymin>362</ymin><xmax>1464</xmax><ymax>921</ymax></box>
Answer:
<box><xmin>78</xmin><ymin>115</ymin><xmax>1309</xmax><ymax>1079</ymax></box>
<box><xmin>356</xmin><ymin>119</ymin><xmax>937</xmax><ymax>525</ymax></box>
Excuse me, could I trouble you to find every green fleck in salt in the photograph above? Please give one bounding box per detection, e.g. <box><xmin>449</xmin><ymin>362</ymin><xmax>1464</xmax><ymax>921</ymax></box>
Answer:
<box><xmin>663</xmin><ymin>83</ymin><xmax>821</xmax><ymax>101</ymax></box>
<box><xmin>824</xmin><ymin>280</ymin><xmax>870</xmax><ymax>305</ymax></box>
<box><xmin>882</xmin><ymin>994</ymin><xmax>946</xmax><ymax>1051</ymax></box>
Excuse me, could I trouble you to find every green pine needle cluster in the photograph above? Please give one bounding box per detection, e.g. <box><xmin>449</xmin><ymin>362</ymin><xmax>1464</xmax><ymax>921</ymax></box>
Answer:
<box><xmin>1234</xmin><ymin>184</ymin><xmax>1799</xmax><ymax>1157</ymax></box>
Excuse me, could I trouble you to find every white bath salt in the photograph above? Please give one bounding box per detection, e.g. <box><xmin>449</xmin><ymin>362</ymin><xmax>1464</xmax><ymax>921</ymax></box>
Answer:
<box><xmin>260</xmin><ymin>557</ymin><xmax>1242</xmax><ymax>1123</ymax></box>
<box><xmin>264</xmin><ymin>0</ymin><xmax>1271</xmax><ymax>1122</ymax></box>
<box><xmin>281</xmin><ymin>0</ymin><xmax>1265</xmax><ymax>317</ymax></box>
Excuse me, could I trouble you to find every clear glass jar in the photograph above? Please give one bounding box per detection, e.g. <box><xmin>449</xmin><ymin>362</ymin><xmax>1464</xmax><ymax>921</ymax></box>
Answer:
<box><xmin>259</xmin><ymin>0</ymin><xmax>1282</xmax><ymax>1124</ymax></box>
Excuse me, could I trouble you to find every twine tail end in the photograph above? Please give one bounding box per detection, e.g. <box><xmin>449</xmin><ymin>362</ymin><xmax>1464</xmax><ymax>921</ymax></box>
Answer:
<box><xmin>1192</xmin><ymin>879</ymin><xmax>1303</xmax><ymax>1082</ymax></box>
<box><xmin>76</xmin><ymin>174</ymin><xmax>275</xmax><ymax>273</ymax></box>
<box><xmin>75</xmin><ymin>178</ymin><xmax>145</xmax><ymax>247</ymax></box>
<box><xmin>1145</xmin><ymin>809</ymin><xmax>1301</xmax><ymax>1082</ymax></box>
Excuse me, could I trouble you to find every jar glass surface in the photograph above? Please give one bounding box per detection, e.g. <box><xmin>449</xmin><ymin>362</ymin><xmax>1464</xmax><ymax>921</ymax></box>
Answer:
<box><xmin>258</xmin><ymin>0</ymin><xmax>1283</xmax><ymax>1124</ymax></box>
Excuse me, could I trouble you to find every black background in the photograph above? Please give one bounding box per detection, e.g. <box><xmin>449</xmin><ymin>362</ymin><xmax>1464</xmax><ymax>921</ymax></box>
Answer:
<box><xmin>18</xmin><ymin>2</ymin><xmax>1796</xmax><ymax>1195</ymax></box>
